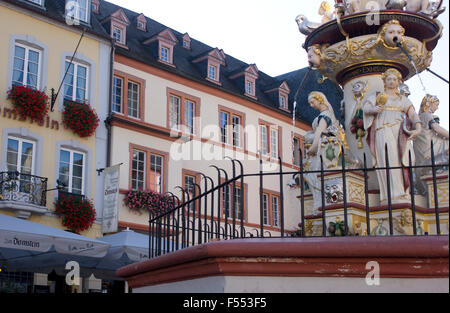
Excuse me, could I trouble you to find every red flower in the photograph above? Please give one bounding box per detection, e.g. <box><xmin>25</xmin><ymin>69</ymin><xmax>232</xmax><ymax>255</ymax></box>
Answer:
<box><xmin>54</xmin><ymin>195</ymin><xmax>96</xmax><ymax>234</ymax></box>
<box><xmin>62</xmin><ymin>100</ymin><xmax>99</xmax><ymax>138</ymax></box>
<box><xmin>7</xmin><ymin>85</ymin><xmax>49</xmax><ymax>122</ymax></box>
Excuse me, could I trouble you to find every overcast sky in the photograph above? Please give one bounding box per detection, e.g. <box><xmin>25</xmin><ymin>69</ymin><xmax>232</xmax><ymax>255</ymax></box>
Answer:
<box><xmin>107</xmin><ymin>0</ymin><xmax>449</xmax><ymax>128</ymax></box>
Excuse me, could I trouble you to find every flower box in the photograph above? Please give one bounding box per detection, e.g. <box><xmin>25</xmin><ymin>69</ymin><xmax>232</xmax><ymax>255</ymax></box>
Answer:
<box><xmin>62</xmin><ymin>100</ymin><xmax>99</xmax><ymax>138</ymax></box>
<box><xmin>7</xmin><ymin>85</ymin><xmax>49</xmax><ymax>123</ymax></box>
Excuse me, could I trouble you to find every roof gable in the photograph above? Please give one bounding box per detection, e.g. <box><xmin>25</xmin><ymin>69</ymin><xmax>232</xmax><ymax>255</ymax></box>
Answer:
<box><xmin>111</xmin><ymin>8</ymin><xmax>130</xmax><ymax>25</ymax></box>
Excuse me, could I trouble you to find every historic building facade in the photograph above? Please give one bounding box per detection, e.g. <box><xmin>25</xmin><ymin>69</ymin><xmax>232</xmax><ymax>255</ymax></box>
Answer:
<box><xmin>0</xmin><ymin>0</ymin><xmax>111</xmax><ymax>238</ymax></box>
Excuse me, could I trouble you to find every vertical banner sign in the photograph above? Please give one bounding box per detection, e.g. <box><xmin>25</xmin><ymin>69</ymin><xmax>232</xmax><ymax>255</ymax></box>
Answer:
<box><xmin>102</xmin><ymin>164</ymin><xmax>120</xmax><ymax>234</ymax></box>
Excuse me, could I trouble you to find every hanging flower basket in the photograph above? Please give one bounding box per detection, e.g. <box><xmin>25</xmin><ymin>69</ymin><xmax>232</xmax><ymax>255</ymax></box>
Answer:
<box><xmin>124</xmin><ymin>190</ymin><xmax>177</xmax><ymax>215</ymax></box>
<box><xmin>54</xmin><ymin>194</ymin><xmax>96</xmax><ymax>234</ymax></box>
<box><xmin>7</xmin><ymin>85</ymin><xmax>49</xmax><ymax>123</ymax></box>
<box><xmin>62</xmin><ymin>100</ymin><xmax>99</xmax><ymax>138</ymax></box>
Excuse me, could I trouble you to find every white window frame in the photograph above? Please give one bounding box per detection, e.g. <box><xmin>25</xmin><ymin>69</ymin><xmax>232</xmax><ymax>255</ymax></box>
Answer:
<box><xmin>232</xmin><ymin>115</ymin><xmax>242</xmax><ymax>148</ymax></box>
<box><xmin>27</xmin><ymin>0</ymin><xmax>43</xmax><ymax>6</ymax></box>
<box><xmin>64</xmin><ymin>60</ymin><xmax>89</xmax><ymax>103</ymax></box>
<box><xmin>184</xmin><ymin>100</ymin><xmax>195</xmax><ymax>135</ymax></box>
<box><xmin>208</xmin><ymin>64</ymin><xmax>217</xmax><ymax>80</ymax></box>
<box><xmin>112</xmin><ymin>76</ymin><xmax>123</xmax><ymax>113</ymax></box>
<box><xmin>246</xmin><ymin>80</ymin><xmax>253</xmax><ymax>95</ymax></box>
<box><xmin>272</xmin><ymin>195</ymin><xmax>279</xmax><ymax>227</ymax></box>
<box><xmin>131</xmin><ymin>149</ymin><xmax>146</xmax><ymax>191</ymax></box>
<box><xmin>12</xmin><ymin>43</ymin><xmax>41</xmax><ymax>90</ymax></box>
<box><xmin>6</xmin><ymin>136</ymin><xmax>36</xmax><ymax>175</ymax></box>
<box><xmin>260</xmin><ymin>125</ymin><xmax>268</xmax><ymax>156</ymax></box>
<box><xmin>149</xmin><ymin>153</ymin><xmax>164</xmax><ymax>193</ymax></box>
<box><xmin>127</xmin><ymin>81</ymin><xmax>140</xmax><ymax>119</ymax></box>
<box><xmin>271</xmin><ymin>128</ymin><xmax>279</xmax><ymax>159</ymax></box>
<box><xmin>58</xmin><ymin>148</ymin><xmax>86</xmax><ymax>195</ymax></box>
<box><xmin>67</xmin><ymin>0</ymin><xmax>89</xmax><ymax>23</ymax></box>
<box><xmin>112</xmin><ymin>26</ymin><xmax>123</xmax><ymax>44</ymax></box>
<box><xmin>169</xmin><ymin>95</ymin><xmax>181</xmax><ymax>131</ymax></box>
<box><xmin>220</xmin><ymin>112</ymin><xmax>229</xmax><ymax>144</ymax></box>
<box><xmin>263</xmin><ymin>193</ymin><xmax>269</xmax><ymax>226</ymax></box>
<box><xmin>280</xmin><ymin>95</ymin><xmax>287</xmax><ymax>109</ymax></box>
<box><xmin>160</xmin><ymin>46</ymin><xmax>169</xmax><ymax>63</ymax></box>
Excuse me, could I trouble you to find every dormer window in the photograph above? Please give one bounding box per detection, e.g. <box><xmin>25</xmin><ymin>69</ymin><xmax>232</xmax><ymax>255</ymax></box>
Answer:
<box><xmin>143</xmin><ymin>28</ymin><xmax>178</xmax><ymax>67</ymax></box>
<box><xmin>264</xmin><ymin>81</ymin><xmax>290</xmax><ymax>111</ymax></box>
<box><xmin>137</xmin><ymin>14</ymin><xmax>147</xmax><ymax>31</ymax></box>
<box><xmin>91</xmin><ymin>0</ymin><xmax>99</xmax><ymax>13</ymax></box>
<box><xmin>192</xmin><ymin>48</ymin><xmax>225</xmax><ymax>85</ymax></box>
<box><xmin>104</xmin><ymin>8</ymin><xmax>130</xmax><ymax>49</ymax></box>
<box><xmin>229</xmin><ymin>64</ymin><xmax>259</xmax><ymax>99</ymax></box>
<box><xmin>65</xmin><ymin>0</ymin><xmax>89</xmax><ymax>24</ymax></box>
<box><xmin>182</xmin><ymin>33</ymin><xmax>191</xmax><ymax>49</ymax></box>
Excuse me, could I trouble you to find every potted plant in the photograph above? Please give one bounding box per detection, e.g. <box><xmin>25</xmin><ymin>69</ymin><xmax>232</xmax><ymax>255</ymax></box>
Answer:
<box><xmin>62</xmin><ymin>100</ymin><xmax>99</xmax><ymax>138</ymax></box>
<box><xmin>7</xmin><ymin>85</ymin><xmax>49</xmax><ymax>123</ymax></box>
<box><xmin>124</xmin><ymin>190</ymin><xmax>177</xmax><ymax>215</ymax></box>
<box><xmin>54</xmin><ymin>194</ymin><xmax>96</xmax><ymax>234</ymax></box>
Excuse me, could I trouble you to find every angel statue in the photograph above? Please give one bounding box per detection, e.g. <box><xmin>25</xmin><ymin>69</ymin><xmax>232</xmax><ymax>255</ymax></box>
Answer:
<box><xmin>363</xmin><ymin>68</ymin><xmax>422</xmax><ymax>204</ymax></box>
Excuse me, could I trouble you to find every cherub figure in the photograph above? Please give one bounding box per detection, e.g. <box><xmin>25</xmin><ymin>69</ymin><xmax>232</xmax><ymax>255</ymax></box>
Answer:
<box><xmin>319</xmin><ymin>1</ymin><xmax>335</xmax><ymax>23</ymax></box>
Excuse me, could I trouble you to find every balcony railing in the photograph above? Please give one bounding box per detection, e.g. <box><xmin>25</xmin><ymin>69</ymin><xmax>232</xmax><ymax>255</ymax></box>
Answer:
<box><xmin>0</xmin><ymin>172</ymin><xmax>48</xmax><ymax>207</ymax></box>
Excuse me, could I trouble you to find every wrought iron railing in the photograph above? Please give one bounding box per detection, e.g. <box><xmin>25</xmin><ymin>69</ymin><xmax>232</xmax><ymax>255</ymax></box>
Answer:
<box><xmin>148</xmin><ymin>143</ymin><xmax>449</xmax><ymax>258</ymax></box>
<box><xmin>0</xmin><ymin>172</ymin><xmax>48</xmax><ymax>207</ymax></box>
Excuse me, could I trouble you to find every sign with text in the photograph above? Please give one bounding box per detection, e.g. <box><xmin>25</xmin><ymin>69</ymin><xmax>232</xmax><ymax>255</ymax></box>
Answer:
<box><xmin>102</xmin><ymin>165</ymin><xmax>120</xmax><ymax>234</ymax></box>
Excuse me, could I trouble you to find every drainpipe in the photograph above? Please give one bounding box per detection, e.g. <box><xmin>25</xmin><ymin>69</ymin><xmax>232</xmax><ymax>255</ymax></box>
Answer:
<box><xmin>106</xmin><ymin>40</ymin><xmax>115</xmax><ymax>168</ymax></box>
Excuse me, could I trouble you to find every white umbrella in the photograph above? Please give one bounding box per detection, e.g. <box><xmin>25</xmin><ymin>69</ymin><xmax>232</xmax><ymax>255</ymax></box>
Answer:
<box><xmin>0</xmin><ymin>213</ymin><xmax>110</xmax><ymax>273</ymax></box>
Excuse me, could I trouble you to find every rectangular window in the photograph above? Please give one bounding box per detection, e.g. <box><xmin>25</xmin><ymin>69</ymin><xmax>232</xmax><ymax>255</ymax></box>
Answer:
<box><xmin>167</xmin><ymin>89</ymin><xmax>199</xmax><ymax>136</ymax></box>
<box><xmin>64</xmin><ymin>61</ymin><xmax>88</xmax><ymax>103</ymax></box>
<box><xmin>260</xmin><ymin>125</ymin><xmax>268</xmax><ymax>156</ymax></box>
<box><xmin>131</xmin><ymin>149</ymin><xmax>146</xmax><ymax>191</ymax></box>
<box><xmin>127</xmin><ymin>81</ymin><xmax>140</xmax><ymax>118</ymax></box>
<box><xmin>160</xmin><ymin>47</ymin><xmax>169</xmax><ymax>63</ymax></box>
<box><xmin>246</xmin><ymin>81</ymin><xmax>253</xmax><ymax>95</ymax></box>
<box><xmin>263</xmin><ymin>194</ymin><xmax>269</xmax><ymax>225</ymax></box>
<box><xmin>222</xmin><ymin>185</ymin><xmax>231</xmax><ymax>218</ymax></box>
<box><xmin>27</xmin><ymin>0</ymin><xmax>42</xmax><ymax>5</ymax></box>
<box><xmin>271</xmin><ymin>129</ymin><xmax>279</xmax><ymax>159</ymax></box>
<box><xmin>7</xmin><ymin>137</ymin><xmax>35</xmax><ymax>175</ymax></box>
<box><xmin>112</xmin><ymin>76</ymin><xmax>123</xmax><ymax>113</ymax></box>
<box><xmin>149</xmin><ymin>154</ymin><xmax>163</xmax><ymax>193</ymax></box>
<box><xmin>208</xmin><ymin>65</ymin><xmax>217</xmax><ymax>80</ymax></box>
<box><xmin>66</xmin><ymin>0</ymin><xmax>88</xmax><ymax>23</ymax></box>
<box><xmin>233</xmin><ymin>186</ymin><xmax>243</xmax><ymax>220</ymax></box>
<box><xmin>169</xmin><ymin>95</ymin><xmax>181</xmax><ymax>130</ymax></box>
<box><xmin>113</xmin><ymin>27</ymin><xmax>123</xmax><ymax>44</ymax></box>
<box><xmin>272</xmin><ymin>196</ymin><xmax>279</xmax><ymax>227</ymax></box>
<box><xmin>184</xmin><ymin>174</ymin><xmax>197</xmax><ymax>212</ymax></box>
<box><xmin>220</xmin><ymin>112</ymin><xmax>229</xmax><ymax>144</ymax></box>
<box><xmin>184</xmin><ymin>100</ymin><xmax>195</xmax><ymax>135</ymax></box>
<box><xmin>59</xmin><ymin>149</ymin><xmax>85</xmax><ymax>195</ymax></box>
<box><xmin>280</xmin><ymin>95</ymin><xmax>286</xmax><ymax>109</ymax></box>
<box><xmin>12</xmin><ymin>44</ymin><xmax>40</xmax><ymax>89</ymax></box>
<box><xmin>232</xmin><ymin>116</ymin><xmax>241</xmax><ymax>147</ymax></box>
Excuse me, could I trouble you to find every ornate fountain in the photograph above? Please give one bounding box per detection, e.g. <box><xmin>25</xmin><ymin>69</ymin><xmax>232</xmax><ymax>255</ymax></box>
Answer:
<box><xmin>296</xmin><ymin>0</ymin><xmax>449</xmax><ymax>236</ymax></box>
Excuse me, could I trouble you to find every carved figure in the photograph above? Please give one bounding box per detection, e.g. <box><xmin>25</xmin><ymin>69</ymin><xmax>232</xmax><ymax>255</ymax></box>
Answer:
<box><xmin>319</xmin><ymin>1</ymin><xmax>335</xmax><ymax>23</ymax></box>
<box><xmin>307</xmin><ymin>44</ymin><xmax>323</xmax><ymax>69</ymax></box>
<box><xmin>405</xmin><ymin>0</ymin><xmax>446</xmax><ymax>18</ymax></box>
<box><xmin>414</xmin><ymin>95</ymin><xmax>449</xmax><ymax>193</ymax></box>
<box><xmin>399</xmin><ymin>83</ymin><xmax>411</xmax><ymax>97</ymax></box>
<box><xmin>378</xmin><ymin>19</ymin><xmax>405</xmax><ymax>48</ymax></box>
<box><xmin>363</xmin><ymin>68</ymin><xmax>422</xmax><ymax>204</ymax></box>
<box><xmin>393</xmin><ymin>209</ymin><xmax>414</xmax><ymax>234</ymax></box>
<box><xmin>296</xmin><ymin>15</ymin><xmax>321</xmax><ymax>36</ymax></box>
<box><xmin>304</xmin><ymin>92</ymin><xmax>346</xmax><ymax>209</ymax></box>
<box><xmin>350</xmin><ymin>80</ymin><xmax>369</xmax><ymax>149</ymax></box>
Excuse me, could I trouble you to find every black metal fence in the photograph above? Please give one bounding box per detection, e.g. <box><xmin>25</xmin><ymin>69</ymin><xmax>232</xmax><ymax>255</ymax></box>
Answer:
<box><xmin>149</xmin><ymin>143</ymin><xmax>449</xmax><ymax>258</ymax></box>
<box><xmin>0</xmin><ymin>171</ymin><xmax>48</xmax><ymax>207</ymax></box>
